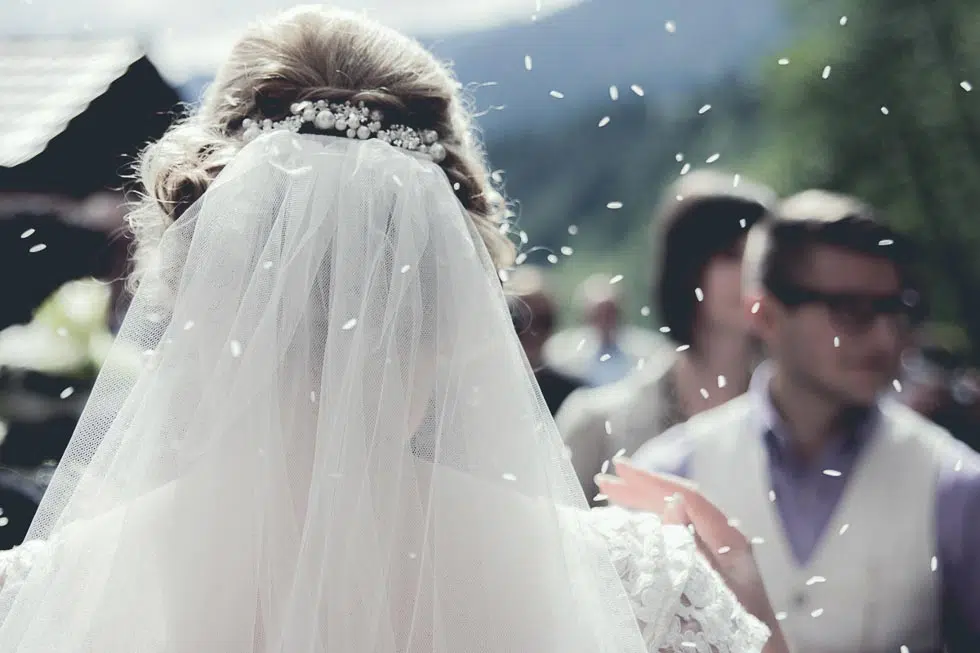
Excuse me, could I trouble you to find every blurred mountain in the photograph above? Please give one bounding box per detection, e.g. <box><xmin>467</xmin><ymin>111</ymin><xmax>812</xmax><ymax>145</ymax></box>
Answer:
<box><xmin>422</xmin><ymin>0</ymin><xmax>788</xmax><ymax>134</ymax></box>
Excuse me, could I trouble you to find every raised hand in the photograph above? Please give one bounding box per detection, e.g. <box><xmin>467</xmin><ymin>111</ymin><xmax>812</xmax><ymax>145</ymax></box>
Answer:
<box><xmin>596</xmin><ymin>458</ymin><xmax>790</xmax><ymax>653</ymax></box>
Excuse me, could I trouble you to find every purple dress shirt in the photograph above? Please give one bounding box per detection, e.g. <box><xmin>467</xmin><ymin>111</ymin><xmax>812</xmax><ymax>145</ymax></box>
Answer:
<box><xmin>633</xmin><ymin>363</ymin><xmax>980</xmax><ymax>650</ymax></box>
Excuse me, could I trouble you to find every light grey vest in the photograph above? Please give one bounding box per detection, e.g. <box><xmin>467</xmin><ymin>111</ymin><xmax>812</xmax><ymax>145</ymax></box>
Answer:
<box><xmin>686</xmin><ymin>396</ymin><xmax>944</xmax><ymax>653</ymax></box>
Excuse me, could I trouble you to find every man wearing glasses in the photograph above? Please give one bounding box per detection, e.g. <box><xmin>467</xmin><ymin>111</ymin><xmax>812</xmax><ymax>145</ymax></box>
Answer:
<box><xmin>632</xmin><ymin>190</ymin><xmax>980</xmax><ymax>653</ymax></box>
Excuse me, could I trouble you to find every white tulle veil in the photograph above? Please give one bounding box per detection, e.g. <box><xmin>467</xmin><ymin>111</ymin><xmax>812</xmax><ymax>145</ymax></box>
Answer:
<box><xmin>0</xmin><ymin>132</ymin><xmax>648</xmax><ymax>653</ymax></box>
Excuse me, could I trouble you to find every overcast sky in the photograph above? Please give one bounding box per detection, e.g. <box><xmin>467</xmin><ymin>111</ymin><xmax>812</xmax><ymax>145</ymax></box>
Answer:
<box><xmin>2</xmin><ymin>0</ymin><xmax>578</xmax><ymax>82</ymax></box>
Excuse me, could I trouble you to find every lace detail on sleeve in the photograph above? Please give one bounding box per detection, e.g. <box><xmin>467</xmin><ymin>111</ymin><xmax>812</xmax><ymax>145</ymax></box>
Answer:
<box><xmin>0</xmin><ymin>541</ymin><xmax>48</xmax><ymax>597</ymax></box>
<box><xmin>585</xmin><ymin>507</ymin><xmax>771</xmax><ymax>653</ymax></box>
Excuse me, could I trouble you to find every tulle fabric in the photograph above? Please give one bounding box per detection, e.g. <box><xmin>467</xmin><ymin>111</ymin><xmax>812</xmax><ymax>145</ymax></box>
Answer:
<box><xmin>0</xmin><ymin>133</ymin><xmax>648</xmax><ymax>653</ymax></box>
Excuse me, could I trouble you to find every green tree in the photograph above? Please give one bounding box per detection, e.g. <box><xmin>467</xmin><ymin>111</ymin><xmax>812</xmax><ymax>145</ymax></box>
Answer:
<box><xmin>749</xmin><ymin>0</ymin><xmax>980</xmax><ymax>356</ymax></box>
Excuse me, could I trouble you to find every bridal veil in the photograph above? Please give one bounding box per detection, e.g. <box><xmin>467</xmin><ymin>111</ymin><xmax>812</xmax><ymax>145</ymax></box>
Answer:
<box><xmin>0</xmin><ymin>132</ymin><xmax>651</xmax><ymax>653</ymax></box>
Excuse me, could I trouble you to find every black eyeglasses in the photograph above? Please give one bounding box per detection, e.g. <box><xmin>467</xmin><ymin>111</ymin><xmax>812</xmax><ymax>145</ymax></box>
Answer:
<box><xmin>767</xmin><ymin>282</ymin><xmax>925</xmax><ymax>331</ymax></box>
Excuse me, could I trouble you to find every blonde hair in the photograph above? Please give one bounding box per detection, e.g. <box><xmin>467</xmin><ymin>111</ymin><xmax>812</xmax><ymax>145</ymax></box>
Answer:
<box><xmin>127</xmin><ymin>5</ymin><xmax>514</xmax><ymax>291</ymax></box>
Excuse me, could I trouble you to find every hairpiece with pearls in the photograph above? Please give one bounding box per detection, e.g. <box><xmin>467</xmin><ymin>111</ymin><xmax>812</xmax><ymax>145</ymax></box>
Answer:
<box><xmin>241</xmin><ymin>100</ymin><xmax>446</xmax><ymax>163</ymax></box>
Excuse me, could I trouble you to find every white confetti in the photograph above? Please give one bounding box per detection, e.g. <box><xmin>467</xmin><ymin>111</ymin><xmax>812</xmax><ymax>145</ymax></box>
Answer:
<box><xmin>955</xmin><ymin>458</ymin><xmax>964</xmax><ymax>472</ymax></box>
<box><xmin>700</xmin><ymin>388</ymin><xmax>709</xmax><ymax>399</ymax></box>
<box><xmin>659</xmin><ymin>326</ymin><xmax>671</xmax><ymax>333</ymax></box>
<box><xmin>29</xmin><ymin>243</ymin><xmax>46</xmax><ymax>253</ymax></box>
<box><xmin>560</xmin><ymin>246</ymin><xmax>574</xmax><ymax>256</ymax></box>
<box><xmin>401</xmin><ymin>264</ymin><xmax>412</xmax><ymax>273</ymax></box>
<box><xmin>567</xmin><ymin>225</ymin><xmax>579</xmax><ymax>235</ymax></box>
<box><xmin>676</xmin><ymin>344</ymin><xmax>690</xmax><ymax>352</ymax></box>
<box><xmin>593</xmin><ymin>493</ymin><xmax>608</xmax><ymax>502</ymax></box>
<box><xmin>695</xmin><ymin>287</ymin><xmax>704</xmax><ymax>302</ymax></box>
<box><xmin>698</xmin><ymin>104</ymin><xmax>711</xmax><ymax>114</ymax></box>
<box><xmin>823</xmin><ymin>469</ymin><xmax>842</xmax><ymax>477</ymax></box>
<box><xmin>751</xmin><ymin>301</ymin><xmax>761</xmax><ymax>314</ymax></box>
<box><xmin>665</xmin><ymin>20</ymin><xmax>676</xmax><ymax>33</ymax></box>
<box><xmin>550</xmin><ymin>90</ymin><xmax>564</xmax><ymax>99</ymax></box>
<box><xmin>811</xmin><ymin>608</ymin><xmax>824</xmax><ymax>618</ymax></box>
<box><xmin>822</xmin><ymin>65</ymin><xmax>832</xmax><ymax>79</ymax></box>
<box><xmin>727</xmin><ymin>518</ymin><xmax>741</xmax><ymax>528</ymax></box>
<box><xmin>577</xmin><ymin>338</ymin><xmax>587</xmax><ymax>352</ymax></box>
<box><xmin>834</xmin><ymin>336</ymin><xmax>840</xmax><ymax>348</ymax></box>
<box><xmin>547</xmin><ymin>254</ymin><xmax>559</xmax><ymax>264</ymax></box>
<box><xmin>705</xmin><ymin>153</ymin><xmax>720</xmax><ymax>163</ymax></box>
<box><xmin>230</xmin><ymin>340</ymin><xmax>243</xmax><ymax>357</ymax></box>
<box><xmin>768</xmin><ymin>489</ymin><xmax>776</xmax><ymax>502</ymax></box>
<box><xmin>0</xmin><ymin>517</ymin><xmax>8</xmax><ymax>528</ymax></box>
<box><xmin>675</xmin><ymin>153</ymin><xmax>684</xmax><ymax>162</ymax></box>
<box><xmin>839</xmin><ymin>523</ymin><xmax>850</xmax><ymax>535</ymax></box>
<box><xmin>931</xmin><ymin>556</ymin><xmax>938</xmax><ymax>572</ymax></box>
<box><xmin>778</xmin><ymin>57</ymin><xmax>790</xmax><ymax>65</ymax></box>
<box><xmin>59</xmin><ymin>387</ymin><xmax>75</xmax><ymax>399</ymax></box>
<box><xmin>607</xmin><ymin>201</ymin><xmax>623</xmax><ymax>209</ymax></box>
<box><xmin>879</xmin><ymin>238</ymin><xmax>894</xmax><ymax>246</ymax></box>
<box><xmin>609</xmin><ymin>85</ymin><xmax>619</xmax><ymax>101</ymax></box>
<box><xmin>610</xmin><ymin>274</ymin><xmax>624</xmax><ymax>284</ymax></box>
<box><xmin>775</xmin><ymin>612</ymin><xmax>788</xmax><ymax>621</ymax></box>
<box><xmin>750</xmin><ymin>536</ymin><xmax>765</xmax><ymax>545</ymax></box>
<box><xmin>901</xmin><ymin>647</ymin><xmax>910</xmax><ymax>653</ymax></box>
<box><xmin>880</xmin><ymin>106</ymin><xmax>890</xmax><ymax>115</ymax></box>
<box><xmin>601</xmin><ymin>460</ymin><xmax>610</xmax><ymax>474</ymax></box>
<box><xmin>20</xmin><ymin>228</ymin><xmax>35</xmax><ymax>239</ymax></box>
<box><xmin>640</xmin><ymin>306</ymin><xmax>651</xmax><ymax>317</ymax></box>
<box><xmin>502</xmin><ymin>473</ymin><xmax>518</xmax><ymax>482</ymax></box>
<box><xmin>680</xmin><ymin>163</ymin><xmax>691</xmax><ymax>175</ymax></box>
<box><xmin>604</xmin><ymin>420</ymin><xmax>612</xmax><ymax>435</ymax></box>
<box><xmin>806</xmin><ymin>576</ymin><xmax>827</xmax><ymax>585</ymax></box>
<box><xmin>600</xmin><ymin>353</ymin><xmax>611</xmax><ymax>362</ymax></box>
<box><xmin>519</xmin><ymin>231</ymin><xmax>529</xmax><ymax>244</ymax></box>
<box><xmin>839</xmin><ymin>15</ymin><xmax>848</xmax><ymax>25</ymax></box>
<box><xmin>718</xmin><ymin>375</ymin><xmax>727</xmax><ymax>388</ymax></box>
<box><xmin>717</xmin><ymin>545</ymin><xmax>732</xmax><ymax>554</ymax></box>
<box><xmin>342</xmin><ymin>318</ymin><xmax>358</xmax><ymax>330</ymax></box>
<box><xmin>183</xmin><ymin>320</ymin><xmax>195</xmax><ymax>331</ymax></box>
<box><xmin>961</xmin><ymin>81</ymin><xmax>973</xmax><ymax>92</ymax></box>
<box><xmin>514</xmin><ymin>253</ymin><xmax>528</xmax><ymax>265</ymax></box>
<box><xmin>598</xmin><ymin>116</ymin><xmax>610</xmax><ymax>127</ymax></box>
<box><xmin>630</xmin><ymin>84</ymin><xmax>644</xmax><ymax>97</ymax></box>
<box><xmin>524</xmin><ymin>55</ymin><xmax>532</xmax><ymax>71</ymax></box>
<box><xmin>893</xmin><ymin>379</ymin><xmax>903</xmax><ymax>392</ymax></box>
<box><xmin>739</xmin><ymin>218</ymin><xmax>747</xmax><ymax>228</ymax></box>
<box><xmin>733</xmin><ymin>174</ymin><xmax>741</xmax><ymax>187</ymax></box>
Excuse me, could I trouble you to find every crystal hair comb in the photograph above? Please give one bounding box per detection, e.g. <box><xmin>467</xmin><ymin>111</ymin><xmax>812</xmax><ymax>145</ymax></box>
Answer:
<box><xmin>241</xmin><ymin>100</ymin><xmax>446</xmax><ymax>162</ymax></box>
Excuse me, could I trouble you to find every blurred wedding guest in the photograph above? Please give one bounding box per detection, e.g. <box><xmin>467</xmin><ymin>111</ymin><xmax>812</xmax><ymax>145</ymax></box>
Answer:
<box><xmin>544</xmin><ymin>274</ymin><xmax>660</xmax><ymax>387</ymax></box>
<box><xmin>556</xmin><ymin>170</ymin><xmax>773</xmax><ymax>503</ymax></box>
<box><xmin>507</xmin><ymin>267</ymin><xmax>584</xmax><ymax>415</ymax></box>
<box><xmin>901</xmin><ymin>336</ymin><xmax>980</xmax><ymax>453</ymax></box>
<box><xmin>634</xmin><ymin>190</ymin><xmax>980</xmax><ymax>653</ymax></box>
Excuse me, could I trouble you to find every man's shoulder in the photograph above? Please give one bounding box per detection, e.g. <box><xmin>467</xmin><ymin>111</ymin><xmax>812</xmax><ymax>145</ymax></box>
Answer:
<box><xmin>632</xmin><ymin>395</ymin><xmax>757</xmax><ymax>476</ymax></box>
<box><xmin>555</xmin><ymin>359</ymin><xmax>673</xmax><ymax>429</ymax></box>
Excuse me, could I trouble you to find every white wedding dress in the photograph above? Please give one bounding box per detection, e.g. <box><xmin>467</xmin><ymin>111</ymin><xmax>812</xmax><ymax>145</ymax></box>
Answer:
<box><xmin>0</xmin><ymin>132</ymin><xmax>769</xmax><ymax>653</ymax></box>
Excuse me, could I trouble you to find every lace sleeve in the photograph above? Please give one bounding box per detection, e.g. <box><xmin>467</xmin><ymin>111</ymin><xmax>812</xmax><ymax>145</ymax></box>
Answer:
<box><xmin>584</xmin><ymin>507</ymin><xmax>771</xmax><ymax>653</ymax></box>
<box><xmin>0</xmin><ymin>541</ymin><xmax>48</xmax><ymax>597</ymax></box>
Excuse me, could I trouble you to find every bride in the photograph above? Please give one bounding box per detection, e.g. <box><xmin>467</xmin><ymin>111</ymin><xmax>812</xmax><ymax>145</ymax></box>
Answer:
<box><xmin>0</xmin><ymin>6</ymin><xmax>789</xmax><ymax>652</ymax></box>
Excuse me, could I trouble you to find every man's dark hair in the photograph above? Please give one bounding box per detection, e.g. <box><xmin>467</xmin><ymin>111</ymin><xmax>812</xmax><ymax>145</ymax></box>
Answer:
<box><xmin>652</xmin><ymin>170</ymin><xmax>774</xmax><ymax>347</ymax></box>
<box><xmin>749</xmin><ymin>189</ymin><xmax>919</xmax><ymax>296</ymax></box>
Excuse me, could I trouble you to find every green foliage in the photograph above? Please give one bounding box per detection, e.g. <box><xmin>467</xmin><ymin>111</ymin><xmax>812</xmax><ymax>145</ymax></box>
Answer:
<box><xmin>748</xmin><ymin>0</ymin><xmax>980</xmax><ymax>357</ymax></box>
<box><xmin>486</xmin><ymin>0</ymin><xmax>980</xmax><ymax>357</ymax></box>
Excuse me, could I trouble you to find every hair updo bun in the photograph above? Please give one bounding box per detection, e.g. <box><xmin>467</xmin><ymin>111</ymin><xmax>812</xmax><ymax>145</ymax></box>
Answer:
<box><xmin>127</xmin><ymin>6</ymin><xmax>514</xmax><ymax>292</ymax></box>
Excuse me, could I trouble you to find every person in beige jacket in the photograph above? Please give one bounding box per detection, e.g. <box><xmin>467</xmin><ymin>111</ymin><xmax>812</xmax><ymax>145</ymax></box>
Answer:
<box><xmin>555</xmin><ymin>170</ymin><xmax>774</xmax><ymax>503</ymax></box>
